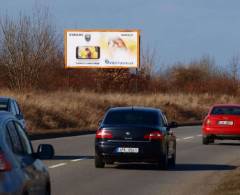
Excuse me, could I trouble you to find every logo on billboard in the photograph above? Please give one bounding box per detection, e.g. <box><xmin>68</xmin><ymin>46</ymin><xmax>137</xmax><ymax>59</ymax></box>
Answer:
<box><xmin>125</xmin><ymin>132</ymin><xmax>131</xmax><ymax>136</ymax></box>
<box><xmin>85</xmin><ymin>34</ymin><xmax>91</xmax><ymax>42</ymax></box>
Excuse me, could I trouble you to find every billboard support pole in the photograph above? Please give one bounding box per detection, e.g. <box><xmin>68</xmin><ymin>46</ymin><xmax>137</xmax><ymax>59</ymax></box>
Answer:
<box><xmin>135</xmin><ymin>34</ymin><xmax>140</xmax><ymax>94</ymax></box>
<box><xmin>135</xmin><ymin>68</ymin><xmax>138</xmax><ymax>93</ymax></box>
<box><xmin>67</xmin><ymin>69</ymin><xmax>71</xmax><ymax>89</ymax></box>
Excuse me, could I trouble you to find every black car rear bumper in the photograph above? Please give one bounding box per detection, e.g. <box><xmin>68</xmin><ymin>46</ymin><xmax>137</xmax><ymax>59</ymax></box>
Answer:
<box><xmin>95</xmin><ymin>141</ymin><xmax>164</xmax><ymax>163</ymax></box>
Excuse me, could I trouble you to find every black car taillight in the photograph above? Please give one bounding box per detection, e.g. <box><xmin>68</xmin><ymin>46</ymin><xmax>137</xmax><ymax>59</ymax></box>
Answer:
<box><xmin>96</xmin><ymin>129</ymin><xmax>113</xmax><ymax>139</ymax></box>
<box><xmin>144</xmin><ymin>131</ymin><xmax>163</xmax><ymax>141</ymax></box>
<box><xmin>0</xmin><ymin>153</ymin><xmax>11</xmax><ymax>172</ymax></box>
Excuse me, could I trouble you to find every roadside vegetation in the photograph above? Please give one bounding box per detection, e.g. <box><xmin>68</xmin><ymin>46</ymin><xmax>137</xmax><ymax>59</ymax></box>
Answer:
<box><xmin>0</xmin><ymin>8</ymin><xmax>240</xmax><ymax>131</ymax></box>
<box><xmin>0</xmin><ymin>8</ymin><xmax>239</xmax><ymax>96</ymax></box>
<box><xmin>0</xmin><ymin>89</ymin><xmax>239</xmax><ymax>133</ymax></box>
<box><xmin>0</xmin><ymin>10</ymin><xmax>239</xmax><ymax>133</ymax></box>
<box><xmin>0</xmin><ymin>8</ymin><xmax>239</xmax><ymax>132</ymax></box>
<box><xmin>210</xmin><ymin>167</ymin><xmax>240</xmax><ymax>195</ymax></box>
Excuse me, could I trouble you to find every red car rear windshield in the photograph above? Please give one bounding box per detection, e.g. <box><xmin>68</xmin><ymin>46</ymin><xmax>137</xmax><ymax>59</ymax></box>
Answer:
<box><xmin>211</xmin><ymin>106</ymin><xmax>240</xmax><ymax>115</ymax></box>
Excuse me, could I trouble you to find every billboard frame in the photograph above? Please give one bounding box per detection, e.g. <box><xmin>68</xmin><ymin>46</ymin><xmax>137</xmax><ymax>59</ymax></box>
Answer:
<box><xmin>64</xmin><ymin>29</ymin><xmax>140</xmax><ymax>69</ymax></box>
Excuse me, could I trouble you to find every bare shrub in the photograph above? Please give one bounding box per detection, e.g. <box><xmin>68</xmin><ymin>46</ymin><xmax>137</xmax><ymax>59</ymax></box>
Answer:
<box><xmin>0</xmin><ymin>9</ymin><xmax>59</xmax><ymax>90</ymax></box>
<box><xmin>165</xmin><ymin>56</ymin><xmax>238</xmax><ymax>95</ymax></box>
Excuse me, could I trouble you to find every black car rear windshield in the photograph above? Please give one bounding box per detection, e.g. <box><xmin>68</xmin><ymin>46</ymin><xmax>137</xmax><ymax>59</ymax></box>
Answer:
<box><xmin>104</xmin><ymin>110</ymin><xmax>162</xmax><ymax>126</ymax></box>
<box><xmin>211</xmin><ymin>106</ymin><xmax>240</xmax><ymax>115</ymax></box>
<box><xmin>0</xmin><ymin>101</ymin><xmax>8</xmax><ymax>111</ymax></box>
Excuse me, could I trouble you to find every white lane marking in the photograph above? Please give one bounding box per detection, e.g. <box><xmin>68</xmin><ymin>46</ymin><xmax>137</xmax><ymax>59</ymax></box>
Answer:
<box><xmin>71</xmin><ymin>157</ymin><xmax>90</xmax><ymax>162</ymax></box>
<box><xmin>78</xmin><ymin>134</ymin><xmax>95</xmax><ymax>138</ymax></box>
<box><xmin>183</xmin><ymin>136</ymin><xmax>194</xmax><ymax>140</ymax></box>
<box><xmin>177</xmin><ymin>134</ymin><xmax>202</xmax><ymax>141</ymax></box>
<box><xmin>71</xmin><ymin>159</ymin><xmax>82</xmax><ymax>162</ymax></box>
<box><xmin>49</xmin><ymin>163</ymin><xmax>67</xmax><ymax>169</ymax></box>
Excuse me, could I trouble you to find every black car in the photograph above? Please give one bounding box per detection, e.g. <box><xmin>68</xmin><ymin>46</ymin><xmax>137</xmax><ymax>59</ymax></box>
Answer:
<box><xmin>0</xmin><ymin>111</ymin><xmax>54</xmax><ymax>195</ymax></box>
<box><xmin>95</xmin><ymin>107</ymin><xmax>177</xmax><ymax>169</ymax></box>
<box><xmin>0</xmin><ymin>97</ymin><xmax>26</xmax><ymax>128</ymax></box>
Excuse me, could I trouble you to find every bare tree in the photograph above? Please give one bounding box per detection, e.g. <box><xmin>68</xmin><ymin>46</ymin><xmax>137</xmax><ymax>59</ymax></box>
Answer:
<box><xmin>0</xmin><ymin>9</ymin><xmax>59</xmax><ymax>90</ymax></box>
<box><xmin>229</xmin><ymin>55</ymin><xmax>239</xmax><ymax>82</ymax></box>
<box><xmin>140</xmin><ymin>47</ymin><xmax>158</xmax><ymax>76</ymax></box>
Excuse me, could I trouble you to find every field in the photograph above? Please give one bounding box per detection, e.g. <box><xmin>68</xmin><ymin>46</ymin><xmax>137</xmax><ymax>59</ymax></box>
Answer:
<box><xmin>0</xmin><ymin>89</ymin><xmax>239</xmax><ymax>133</ymax></box>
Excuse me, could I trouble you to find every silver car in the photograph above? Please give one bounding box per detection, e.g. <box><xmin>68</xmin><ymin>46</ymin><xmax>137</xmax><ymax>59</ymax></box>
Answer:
<box><xmin>0</xmin><ymin>97</ymin><xmax>26</xmax><ymax>128</ymax></box>
<box><xmin>0</xmin><ymin>111</ymin><xmax>54</xmax><ymax>195</ymax></box>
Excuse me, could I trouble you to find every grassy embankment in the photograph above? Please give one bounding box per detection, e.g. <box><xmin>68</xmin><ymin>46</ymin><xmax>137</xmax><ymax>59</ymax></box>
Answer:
<box><xmin>210</xmin><ymin>168</ymin><xmax>240</xmax><ymax>195</ymax></box>
<box><xmin>0</xmin><ymin>89</ymin><xmax>239</xmax><ymax>133</ymax></box>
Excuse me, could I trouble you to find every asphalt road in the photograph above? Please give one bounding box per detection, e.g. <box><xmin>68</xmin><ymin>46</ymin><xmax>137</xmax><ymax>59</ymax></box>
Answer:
<box><xmin>33</xmin><ymin>126</ymin><xmax>240</xmax><ymax>195</ymax></box>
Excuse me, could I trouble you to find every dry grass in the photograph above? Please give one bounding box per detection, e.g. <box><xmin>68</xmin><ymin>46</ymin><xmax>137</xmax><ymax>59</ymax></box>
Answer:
<box><xmin>0</xmin><ymin>89</ymin><xmax>239</xmax><ymax>133</ymax></box>
<box><xmin>210</xmin><ymin>168</ymin><xmax>240</xmax><ymax>195</ymax></box>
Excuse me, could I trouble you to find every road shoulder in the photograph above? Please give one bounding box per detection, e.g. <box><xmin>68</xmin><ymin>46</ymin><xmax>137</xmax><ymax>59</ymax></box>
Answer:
<box><xmin>209</xmin><ymin>166</ymin><xmax>240</xmax><ymax>195</ymax></box>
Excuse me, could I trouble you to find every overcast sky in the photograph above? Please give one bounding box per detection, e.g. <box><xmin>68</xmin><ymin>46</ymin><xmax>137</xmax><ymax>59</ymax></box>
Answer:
<box><xmin>1</xmin><ymin>0</ymin><xmax>240</xmax><ymax>66</ymax></box>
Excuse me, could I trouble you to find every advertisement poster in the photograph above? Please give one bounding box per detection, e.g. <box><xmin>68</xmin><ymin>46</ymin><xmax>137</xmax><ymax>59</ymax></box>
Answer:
<box><xmin>64</xmin><ymin>30</ymin><xmax>140</xmax><ymax>68</ymax></box>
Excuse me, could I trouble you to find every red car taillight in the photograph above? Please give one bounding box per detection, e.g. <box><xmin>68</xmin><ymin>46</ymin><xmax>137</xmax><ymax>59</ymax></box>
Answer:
<box><xmin>144</xmin><ymin>131</ymin><xmax>163</xmax><ymax>141</ymax></box>
<box><xmin>0</xmin><ymin>153</ymin><xmax>11</xmax><ymax>172</ymax></box>
<box><xmin>204</xmin><ymin>118</ymin><xmax>212</xmax><ymax>126</ymax></box>
<box><xmin>96</xmin><ymin>129</ymin><xmax>113</xmax><ymax>139</ymax></box>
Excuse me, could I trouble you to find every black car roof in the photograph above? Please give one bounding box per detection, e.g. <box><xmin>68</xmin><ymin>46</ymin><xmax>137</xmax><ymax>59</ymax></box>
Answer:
<box><xmin>108</xmin><ymin>106</ymin><xmax>162</xmax><ymax>113</ymax></box>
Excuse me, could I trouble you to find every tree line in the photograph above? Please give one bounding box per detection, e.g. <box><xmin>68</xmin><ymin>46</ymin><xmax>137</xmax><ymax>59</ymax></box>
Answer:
<box><xmin>0</xmin><ymin>11</ymin><xmax>239</xmax><ymax>95</ymax></box>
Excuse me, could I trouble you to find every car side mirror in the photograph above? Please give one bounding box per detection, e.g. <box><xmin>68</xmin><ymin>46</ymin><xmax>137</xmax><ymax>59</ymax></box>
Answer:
<box><xmin>16</xmin><ymin>114</ymin><xmax>24</xmax><ymax>120</ymax></box>
<box><xmin>168</xmin><ymin>121</ymin><xmax>178</xmax><ymax>128</ymax></box>
<box><xmin>37</xmin><ymin>144</ymin><xmax>55</xmax><ymax>160</ymax></box>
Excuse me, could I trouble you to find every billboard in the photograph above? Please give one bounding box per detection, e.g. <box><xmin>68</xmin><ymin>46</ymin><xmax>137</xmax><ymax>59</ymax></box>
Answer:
<box><xmin>64</xmin><ymin>30</ymin><xmax>140</xmax><ymax>68</ymax></box>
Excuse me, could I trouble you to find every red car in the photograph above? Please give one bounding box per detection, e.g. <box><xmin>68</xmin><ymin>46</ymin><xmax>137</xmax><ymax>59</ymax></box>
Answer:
<box><xmin>202</xmin><ymin>104</ymin><xmax>240</xmax><ymax>144</ymax></box>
